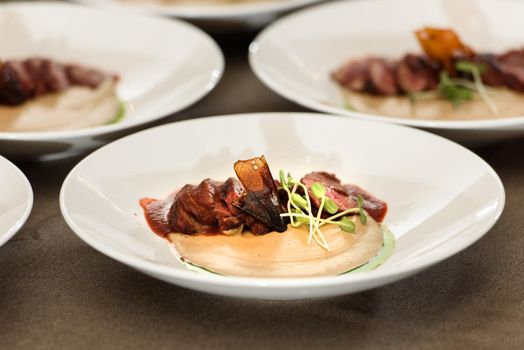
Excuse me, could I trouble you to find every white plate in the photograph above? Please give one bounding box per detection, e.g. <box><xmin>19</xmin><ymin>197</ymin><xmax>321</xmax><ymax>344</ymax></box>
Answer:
<box><xmin>0</xmin><ymin>157</ymin><xmax>33</xmax><ymax>247</ymax></box>
<box><xmin>0</xmin><ymin>2</ymin><xmax>223</xmax><ymax>158</ymax></box>
<box><xmin>249</xmin><ymin>0</ymin><xmax>524</xmax><ymax>144</ymax></box>
<box><xmin>60</xmin><ymin>112</ymin><xmax>504</xmax><ymax>300</ymax></box>
<box><xmin>70</xmin><ymin>0</ymin><xmax>323</xmax><ymax>30</ymax></box>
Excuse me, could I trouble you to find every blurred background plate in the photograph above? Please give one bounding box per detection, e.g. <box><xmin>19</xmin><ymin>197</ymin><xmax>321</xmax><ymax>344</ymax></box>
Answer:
<box><xmin>60</xmin><ymin>112</ymin><xmax>504</xmax><ymax>299</ymax></box>
<box><xmin>0</xmin><ymin>156</ymin><xmax>33</xmax><ymax>247</ymax></box>
<box><xmin>250</xmin><ymin>0</ymin><xmax>524</xmax><ymax>144</ymax></box>
<box><xmin>0</xmin><ymin>1</ymin><xmax>223</xmax><ymax>159</ymax></box>
<box><xmin>69</xmin><ymin>0</ymin><xmax>324</xmax><ymax>32</ymax></box>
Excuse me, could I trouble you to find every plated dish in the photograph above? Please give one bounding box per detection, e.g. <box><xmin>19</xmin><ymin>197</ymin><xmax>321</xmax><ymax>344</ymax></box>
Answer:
<box><xmin>0</xmin><ymin>156</ymin><xmax>33</xmax><ymax>248</ymax></box>
<box><xmin>0</xmin><ymin>2</ymin><xmax>223</xmax><ymax>158</ymax></box>
<box><xmin>0</xmin><ymin>57</ymin><xmax>122</xmax><ymax>132</ymax></box>
<box><xmin>140</xmin><ymin>155</ymin><xmax>393</xmax><ymax>277</ymax></box>
<box><xmin>249</xmin><ymin>0</ymin><xmax>524</xmax><ymax>143</ymax></box>
<box><xmin>333</xmin><ymin>27</ymin><xmax>524</xmax><ymax>121</ymax></box>
<box><xmin>60</xmin><ymin>113</ymin><xmax>504</xmax><ymax>299</ymax></box>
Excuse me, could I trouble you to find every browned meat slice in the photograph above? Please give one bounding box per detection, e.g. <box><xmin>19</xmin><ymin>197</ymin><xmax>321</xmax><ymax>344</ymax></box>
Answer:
<box><xmin>169</xmin><ymin>203</ymin><xmax>213</xmax><ymax>235</ymax></box>
<box><xmin>4</xmin><ymin>61</ymin><xmax>35</xmax><ymax>95</ymax></box>
<box><xmin>475</xmin><ymin>54</ymin><xmax>506</xmax><ymax>87</ymax></box>
<box><xmin>331</xmin><ymin>58</ymin><xmax>370</xmax><ymax>92</ymax></box>
<box><xmin>41</xmin><ymin>59</ymin><xmax>69</xmax><ymax>91</ymax></box>
<box><xmin>175</xmin><ymin>180</ymin><xmax>218</xmax><ymax>226</ymax></box>
<box><xmin>65</xmin><ymin>64</ymin><xmax>115</xmax><ymax>88</ymax></box>
<box><xmin>233</xmin><ymin>156</ymin><xmax>287</xmax><ymax>233</ymax></box>
<box><xmin>497</xmin><ymin>49</ymin><xmax>524</xmax><ymax>92</ymax></box>
<box><xmin>300</xmin><ymin>172</ymin><xmax>356</xmax><ymax>211</ymax></box>
<box><xmin>301</xmin><ymin>172</ymin><xmax>387</xmax><ymax>223</ymax></box>
<box><xmin>396</xmin><ymin>54</ymin><xmax>439</xmax><ymax>93</ymax></box>
<box><xmin>24</xmin><ymin>58</ymin><xmax>48</xmax><ymax>96</ymax></box>
<box><xmin>344</xmin><ymin>184</ymin><xmax>388</xmax><ymax>223</ymax></box>
<box><xmin>222</xmin><ymin>177</ymin><xmax>245</xmax><ymax>216</ymax></box>
<box><xmin>0</xmin><ymin>61</ymin><xmax>34</xmax><ymax>105</ymax></box>
<box><xmin>369</xmin><ymin>58</ymin><xmax>398</xmax><ymax>95</ymax></box>
<box><xmin>213</xmin><ymin>178</ymin><xmax>244</xmax><ymax>232</ymax></box>
<box><xmin>498</xmin><ymin>49</ymin><xmax>524</xmax><ymax>66</ymax></box>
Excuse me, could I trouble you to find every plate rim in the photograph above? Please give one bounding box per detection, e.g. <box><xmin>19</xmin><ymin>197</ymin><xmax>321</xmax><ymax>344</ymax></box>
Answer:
<box><xmin>59</xmin><ymin>112</ymin><xmax>506</xmax><ymax>290</ymax></box>
<box><xmin>68</xmin><ymin>0</ymin><xmax>324</xmax><ymax>19</ymax></box>
<box><xmin>0</xmin><ymin>1</ymin><xmax>225</xmax><ymax>141</ymax></box>
<box><xmin>0</xmin><ymin>156</ymin><xmax>33</xmax><ymax>247</ymax></box>
<box><xmin>248</xmin><ymin>0</ymin><xmax>524</xmax><ymax>130</ymax></box>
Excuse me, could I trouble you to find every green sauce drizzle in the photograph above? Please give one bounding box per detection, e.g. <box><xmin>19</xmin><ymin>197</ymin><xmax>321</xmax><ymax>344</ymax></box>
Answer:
<box><xmin>107</xmin><ymin>100</ymin><xmax>126</xmax><ymax>125</ymax></box>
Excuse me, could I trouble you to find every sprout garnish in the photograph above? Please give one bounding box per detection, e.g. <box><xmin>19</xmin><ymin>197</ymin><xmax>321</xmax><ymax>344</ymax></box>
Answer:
<box><xmin>409</xmin><ymin>61</ymin><xmax>499</xmax><ymax>115</ymax></box>
<box><xmin>278</xmin><ymin>172</ymin><xmax>368</xmax><ymax>251</ymax></box>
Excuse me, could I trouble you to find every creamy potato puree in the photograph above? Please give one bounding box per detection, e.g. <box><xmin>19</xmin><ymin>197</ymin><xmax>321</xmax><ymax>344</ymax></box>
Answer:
<box><xmin>343</xmin><ymin>89</ymin><xmax>524</xmax><ymax>120</ymax></box>
<box><xmin>168</xmin><ymin>217</ymin><xmax>384</xmax><ymax>278</ymax></box>
<box><xmin>0</xmin><ymin>81</ymin><xmax>120</xmax><ymax>132</ymax></box>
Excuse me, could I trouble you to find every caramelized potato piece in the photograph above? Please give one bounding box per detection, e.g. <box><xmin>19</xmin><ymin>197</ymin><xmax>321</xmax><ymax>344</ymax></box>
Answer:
<box><xmin>233</xmin><ymin>156</ymin><xmax>287</xmax><ymax>232</ymax></box>
<box><xmin>415</xmin><ymin>27</ymin><xmax>474</xmax><ymax>74</ymax></box>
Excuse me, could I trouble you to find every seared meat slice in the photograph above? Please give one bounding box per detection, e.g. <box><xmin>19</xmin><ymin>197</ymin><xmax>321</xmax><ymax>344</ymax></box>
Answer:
<box><xmin>331</xmin><ymin>58</ymin><xmax>370</xmax><ymax>92</ymax></box>
<box><xmin>476</xmin><ymin>54</ymin><xmax>506</xmax><ymax>87</ymax></box>
<box><xmin>369</xmin><ymin>58</ymin><xmax>398</xmax><ymax>95</ymax></box>
<box><xmin>222</xmin><ymin>177</ymin><xmax>245</xmax><ymax>216</ymax></box>
<box><xmin>0</xmin><ymin>61</ymin><xmax>33</xmax><ymax>105</ymax></box>
<box><xmin>301</xmin><ymin>172</ymin><xmax>387</xmax><ymax>223</ymax></box>
<box><xmin>176</xmin><ymin>180</ymin><xmax>218</xmax><ymax>226</ymax></box>
<box><xmin>332</xmin><ymin>57</ymin><xmax>398</xmax><ymax>95</ymax></box>
<box><xmin>24</xmin><ymin>58</ymin><xmax>48</xmax><ymax>96</ymax></box>
<box><xmin>65</xmin><ymin>64</ymin><xmax>115</xmax><ymax>89</ymax></box>
<box><xmin>141</xmin><ymin>187</ymin><xmax>215</xmax><ymax>236</ymax></box>
<box><xmin>497</xmin><ymin>49</ymin><xmax>524</xmax><ymax>92</ymax></box>
<box><xmin>169</xmin><ymin>203</ymin><xmax>213</xmax><ymax>235</ymax></box>
<box><xmin>344</xmin><ymin>184</ymin><xmax>388</xmax><ymax>223</ymax></box>
<box><xmin>4</xmin><ymin>61</ymin><xmax>35</xmax><ymax>95</ymax></box>
<box><xmin>233</xmin><ymin>156</ymin><xmax>287</xmax><ymax>233</ymax></box>
<box><xmin>162</xmin><ymin>180</ymin><xmax>219</xmax><ymax>234</ymax></box>
<box><xmin>41</xmin><ymin>59</ymin><xmax>69</xmax><ymax>91</ymax></box>
<box><xmin>301</xmin><ymin>172</ymin><xmax>356</xmax><ymax>211</ymax></box>
<box><xmin>213</xmin><ymin>178</ymin><xmax>244</xmax><ymax>232</ymax></box>
<box><xmin>396</xmin><ymin>54</ymin><xmax>439</xmax><ymax>93</ymax></box>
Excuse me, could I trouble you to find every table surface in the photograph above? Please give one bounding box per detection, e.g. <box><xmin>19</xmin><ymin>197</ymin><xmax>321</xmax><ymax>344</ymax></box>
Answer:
<box><xmin>1</xmin><ymin>23</ymin><xmax>524</xmax><ymax>350</ymax></box>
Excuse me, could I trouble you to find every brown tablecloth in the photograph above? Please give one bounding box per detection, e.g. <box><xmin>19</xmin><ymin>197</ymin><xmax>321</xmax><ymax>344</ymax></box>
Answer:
<box><xmin>1</xmin><ymin>29</ymin><xmax>524</xmax><ymax>350</ymax></box>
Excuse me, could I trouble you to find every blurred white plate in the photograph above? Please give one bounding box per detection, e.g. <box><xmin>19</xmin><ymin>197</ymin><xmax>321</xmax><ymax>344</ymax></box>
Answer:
<box><xmin>0</xmin><ymin>156</ymin><xmax>33</xmax><ymax>247</ymax></box>
<box><xmin>249</xmin><ymin>0</ymin><xmax>524</xmax><ymax>144</ymax></box>
<box><xmin>0</xmin><ymin>1</ymin><xmax>223</xmax><ymax>158</ymax></box>
<box><xmin>60</xmin><ymin>112</ymin><xmax>504</xmax><ymax>300</ymax></box>
<box><xmin>70</xmin><ymin>0</ymin><xmax>323</xmax><ymax>30</ymax></box>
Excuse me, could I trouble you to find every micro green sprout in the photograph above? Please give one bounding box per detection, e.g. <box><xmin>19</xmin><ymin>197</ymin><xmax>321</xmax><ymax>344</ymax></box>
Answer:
<box><xmin>455</xmin><ymin>60</ymin><xmax>498</xmax><ymax>115</ymax></box>
<box><xmin>357</xmin><ymin>194</ymin><xmax>367</xmax><ymax>225</ymax></box>
<box><xmin>409</xmin><ymin>61</ymin><xmax>498</xmax><ymax>115</ymax></box>
<box><xmin>278</xmin><ymin>172</ymin><xmax>369</xmax><ymax>250</ymax></box>
<box><xmin>339</xmin><ymin>217</ymin><xmax>356</xmax><ymax>233</ymax></box>
<box><xmin>290</xmin><ymin>193</ymin><xmax>308</xmax><ymax>211</ymax></box>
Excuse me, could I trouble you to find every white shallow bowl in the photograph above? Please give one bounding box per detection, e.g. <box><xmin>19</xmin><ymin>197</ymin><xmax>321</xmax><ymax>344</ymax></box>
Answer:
<box><xmin>60</xmin><ymin>112</ymin><xmax>504</xmax><ymax>300</ymax></box>
<box><xmin>0</xmin><ymin>157</ymin><xmax>33</xmax><ymax>247</ymax></box>
<box><xmin>0</xmin><ymin>2</ymin><xmax>223</xmax><ymax>159</ymax></box>
<box><xmin>249</xmin><ymin>0</ymin><xmax>524</xmax><ymax>144</ymax></box>
<box><xmin>70</xmin><ymin>0</ymin><xmax>323</xmax><ymax>30</ymax></box>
